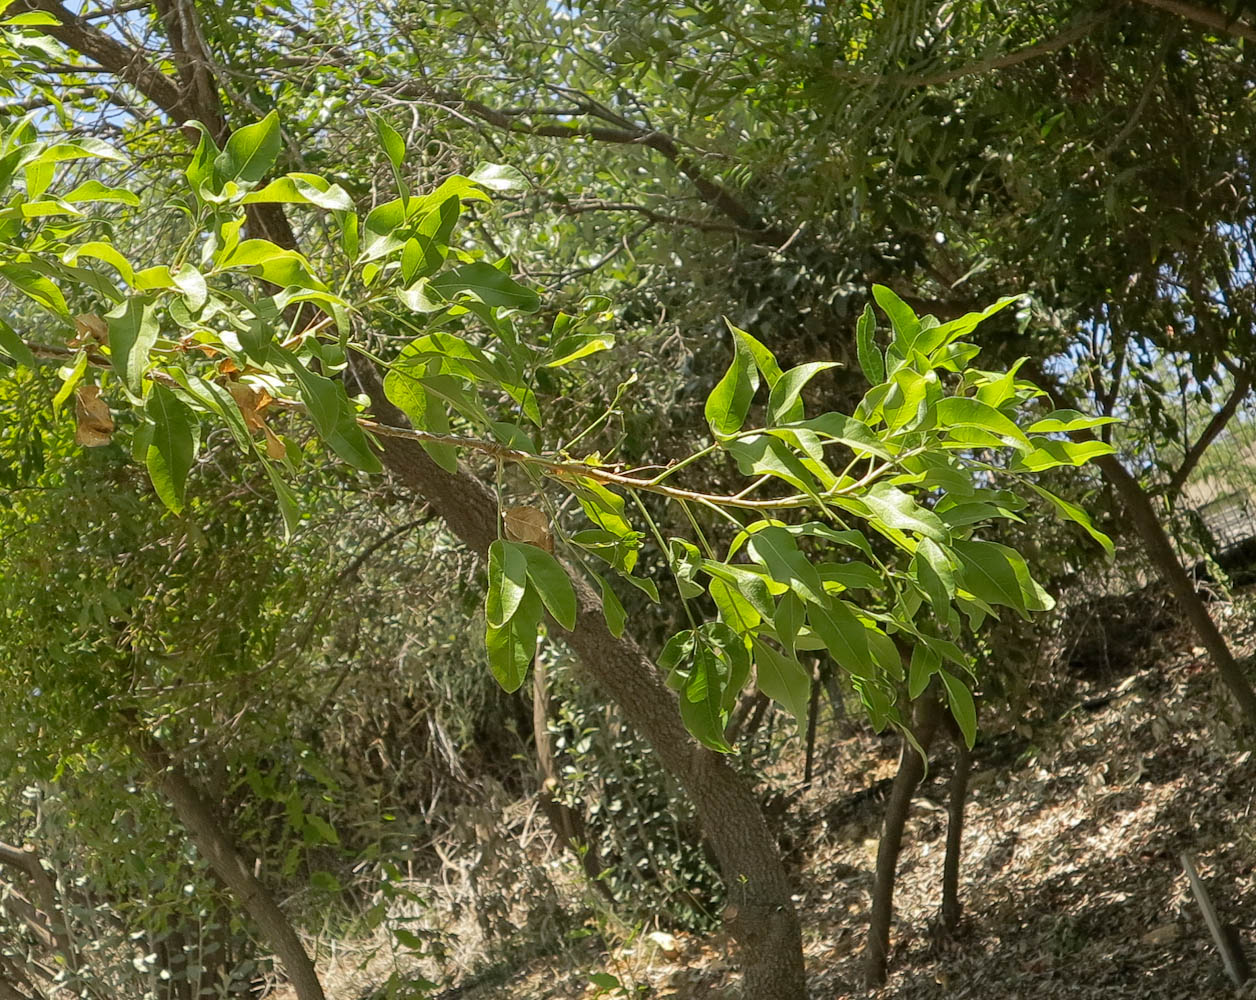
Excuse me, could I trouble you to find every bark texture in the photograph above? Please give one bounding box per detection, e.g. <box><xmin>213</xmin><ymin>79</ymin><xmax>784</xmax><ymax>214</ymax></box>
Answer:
<box><xmin>132</xmin><ymin>737</ymin><xmax>327</xmax><ymax>1000</ymax></box>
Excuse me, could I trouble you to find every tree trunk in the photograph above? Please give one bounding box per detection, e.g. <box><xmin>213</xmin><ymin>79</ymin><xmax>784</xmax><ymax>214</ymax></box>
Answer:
<box><xmin>359</xmin><ymin>369</ymin><xmax>807</xmax><ymax>999</ymax></box>
<box><xmin>802</xmin><ymin>663</ymin><xmax>822</xmax><ymax>789</ymax></box>
<box><xmin>1093</xmin><ymin>452</ymin><xmax>1256</xmax><ymax>726</ymax></box>
<box><xmin>532</xmin><ymin>656</ymin><xmax>617</xmax><ymax>904</ymax></box>
<box><xmin>131</xmin><ymin>736</ymin><xmax>327</xmax><ymax>1000</ymax></box>
<box><xmin>1022</xmin><ymin>359</ymin><xmax>1256</xmax><ymax>727</ymax></box>
<box><xmin>0</xmin><ymin>841</ymin><xmax>79</xmax><ymax>977</ymax></box>
<box><xmin>940</xmin><ymin>724</ymin><xmax>971</xmax><ymax>933</ymax></box>
<box><xmin>864</xmin><ymin>691</ymin><xmax>944</xmax><ymax>988</ymax></box>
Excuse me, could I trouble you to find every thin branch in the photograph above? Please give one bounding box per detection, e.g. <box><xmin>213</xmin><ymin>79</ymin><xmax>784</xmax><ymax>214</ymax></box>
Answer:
<box><xmin>1131</xmin><ymin>0</ymin><xmax>1256</xmax><ymax>42</ymax></box>
<box><xmin>1166</xmin><ymin>370</ymin><xmax>1252</xmax><ymax>495</ymax></box>
<box><xmin>896</xmin><ymin>11</ymin><xmax>1111</xmax><ymax>89</ymax></box>
<box><xmin>544</xmin><ymin>199</ymin><xmax>743</xmax><ymax>234</ymax></box>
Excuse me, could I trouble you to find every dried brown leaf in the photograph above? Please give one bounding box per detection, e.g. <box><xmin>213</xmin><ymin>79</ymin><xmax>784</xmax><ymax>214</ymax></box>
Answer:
<box><xmin>74</xmin><ymin>384</ymin><xmax>113</xmax><ymax>447</ymax></box>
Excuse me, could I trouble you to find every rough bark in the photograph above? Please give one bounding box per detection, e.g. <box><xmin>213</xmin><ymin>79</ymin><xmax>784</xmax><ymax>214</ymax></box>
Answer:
<box><xmin>132</xmin><ymin>736</ymin><xmax>327</xmax><ymax>1000</ymax></box>
<box><xmin>940</xmin><ymin>723</ymin><xmax>971</xmax><ymax>933</ymax></box>
<box><xmin>358</xmin><ymin>367</ymin><xmax>807</xmax><ymax>999</ymax></box>
<box><xmin>864</xmin><ymin>691</ymin><xmax>944</xmax><ymax>988</ymax></box>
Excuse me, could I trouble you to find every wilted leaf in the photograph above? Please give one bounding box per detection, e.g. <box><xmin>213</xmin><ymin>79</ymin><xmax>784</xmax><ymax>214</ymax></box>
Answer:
<box><xmin>74</xmin><ymin>385</ymin><xmax>113</xmax><ymax>446</ymax></box>
<box><xmin>504</xmin><ymin>505</ymin><xmax>552</xmax><ymax>551</ymax></box>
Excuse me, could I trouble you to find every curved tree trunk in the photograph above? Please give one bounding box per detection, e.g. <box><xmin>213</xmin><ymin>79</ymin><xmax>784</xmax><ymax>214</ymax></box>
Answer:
<box><xmin>1092</xmin><ymin>451</ymin><xmax>1256</xmax><ymax>726</ymax></box>
<box><xmin>131</xmin><ymin>736</ymin><xmax>327</xmax><ymax>1000</ymax></box>
<box><xmin>361</xmin><ymin>373</ymin><xmax>807</xmax><ymax>999</ymax></box>
<box><xmin>864</xmin><ymin>690</ymin><xmax>944</xmax><ymax>988</ymax></box>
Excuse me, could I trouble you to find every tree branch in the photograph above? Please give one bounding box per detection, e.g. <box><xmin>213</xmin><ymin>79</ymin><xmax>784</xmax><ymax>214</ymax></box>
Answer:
<box><xmin>1131</xmin><ymin>0</ymin><xmax>1256</xmax><ymax>41</ymax></box>
<box><xmin>1166</xmin><ymin>370</ymin><xmax>1252</xmax><ymax>496</ymax></box>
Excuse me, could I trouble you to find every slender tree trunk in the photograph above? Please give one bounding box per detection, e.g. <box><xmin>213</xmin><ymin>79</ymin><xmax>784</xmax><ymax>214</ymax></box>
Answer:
<box><xmin>532</xmin><ymin>656</ymin><xmax>617</xmax><ymax>904</ymax></box>
<box><xmin>864</xmin><ymin>691</ymin><xmax>944</xmax><ymax>988</ymax></box>
<box><xmin>802</xmin><ymin>663</ymin><xmax>822</xmax><ymax>789</ymax></box>
<box><xmin>131</xmin><ymin>736</ymin><xmax>327</xmax><ymax>1000</ymax></box>
<box><xmin>1093</xmin><ymin>452</ymin><xmax>1256</xmax><ymax>726</ymax></box>
<box><xmin>1022</xmin><ymin>360</ymin><xmax>1256</xmax><ymax>727</ymax></box>
<box><xmin>940</xmin><ymin>723</ymin><xmax>971</xmax><ymax>933</ymax></box>
<box><xmin>359</xmin><ymin>371</ymin><xmax>807</xmax><ymax>999</ymax></box>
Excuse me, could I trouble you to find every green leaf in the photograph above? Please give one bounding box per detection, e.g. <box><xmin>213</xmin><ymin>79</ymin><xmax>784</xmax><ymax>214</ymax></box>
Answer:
<box><xmin>751</xmin><ymin>637</ymin><xmax>811</xmax><ymax>723</ymax></box>
<box><xmin>369</xmin><ymin>112</ymin><xmax>406</xmax><ymax>171</ymax></box>
<box><xmin>599</xmin><ymin>576</ymin><xmax>627</xmax><ymax>638</ymax></box>
<box><xmin>0</xmin><ymin>263</ymin><xmax>68</xmax><ymax>316</ymax></box>
<box><xmin>184</xmin><ymin>123</ymin><xmax>221</xmax><ymax>197</ymax></box>
<box><xmin>1026</xmin><ymin>409</ymin><xmax>1120</xmax><ymax>433</ymax></box>
<box><xmin>1012</xmin><ymin>438</ymin><xmax>1115</xmax><ymax>471</ymax></box>
<box><xmin>908</xmin><ymin>643</ymin><xmax>940</xmax><ymax>699</ymax></box>
<box><xmin>935</xmin><ymin>396</ymin><xmax>1032</xmax><ymax>452</ymax></box>
<box><xmin>855</xmin><ymin>303</ymin><xmax>884</xmax><ymax>384</ymax></box>
<box><xmin>428</xmin><ymin>262</ymin><xmax>540</xmax><ymax>313</ymax></box>
<box><xmin>938</xmin><ymin>669</ymin><xmax>977</xmax><ymax>747</ymax></box>
<box><xmin>705</xmin><ymin>321</ymin><xmax>761</xmax><ymax>437</ymax></box>
<box><xmin>105</xmin><ymin>296</ymin><xmax>158</xmax><ymax>392</ymax></box>
<box><xmin>286</xmin><ymin>358</ymin><xmax>383</xmax><ymax>473</ymax></box>
<box><xmin>912</xmin><ymin>537</ymin><xmax>955</xmax><ymax>610</ymax></box>
<box><xmin>52</xmin><ymin>349</ymin><xmax>87</xmax><ymax>415</ymax></box>
<box><xmin>145</xmin><ymin>384</ymin><xmax>198</xmax><ymax>513</ymax></box>
<box><xmin>242</xmin><ymin>174</ymin><xmax>354</xmax><ymax>211</ymax></box>
<box><xmin>953</xmin><ymin>538</ymin><xmax>1053</xmax><ymax>617</ymax></box>
<box><xmin>679</xmin><ymin>643</ymin><xmax>733</xmax><ymax>752</ymax></box>
<box><xmin>520</xmin><ymin>545</ymin><xmax>578</xmax><ymax>631</ymax></box>
<box><xmin>64</xmin><ymin>241</ymin><xmax>135</xmax><ymax>287</ymax></box>
<box><xmin>1029</xmin><ymin>483</ymin><xmax>1114</xmax><ymax>554</ymax></box>
<box><xmin>216</xmin><ymin>111</ymin><xmax>281</xmax><ymax>185</ymax></box>
<box><xmin>486</xmin><ymin>588</ymin><xmax>542</xmax><ymax>692</ymax></box>
<box><xmin>470</xmin><ymin>162</ymin><xmax>528</xmax><ymax>191</ymax></box>
<box><xmin>61</xmin><ymin>179</ymin><xmax>140</xmax><ymax>206</ymax></box>
<box><xmin>767</xmin><ymin>362</ymin><xmax>838</xmax><ymax>424</ymax></box>
<box><xmin>860</xmin><ymin>482</ymin><xmax>947</xmax><ymax>542</ymax></box>
<box><xmin>747</xmin><ymin>525</ymin><xmax>827</xmax><ymax>606</ymax></box>
<box><xmin>790</xmin><ymin>411</ymin><xmax>894</xmax><ymax>459</ymax></box>
<box><xmin>872</xmin><ymin>285</ymin><xmax>920</xmax><ymax>346</ymax></box>
<box><xmin>382</xmin><ymin>368</ymin><xmax>459</xmax><ymax>472</ymax></box>
<box><xmin>807</xmin><ymin>599</ymin><xmax>875</xmax><ymax>679</ymax></box>
<box><xmin>262</xmin><ymin>460</ymin><xmax>301</xmax><ymax>540</ymax></box>
<box><xmin>709</xmin><ymin>576</ymin><xmax>762</xmax><ymax>632</ymax></box>
<box><xmin>0</xmin><ymin>316</ymin><xmax>35</xmax><ymax>367</ymax></box>
<box><xmin>487</xmin><ymin>540</ymin><xmax>529</xmax><ymax>628</ymax></box>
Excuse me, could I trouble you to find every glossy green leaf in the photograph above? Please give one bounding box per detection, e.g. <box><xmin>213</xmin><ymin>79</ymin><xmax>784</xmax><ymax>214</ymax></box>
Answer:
<box><xmin>287</xmin><ymin>360</ymin><xmax>383</xmax><ymax>473</ymax></box>
<box><xmin>855</xmin><ymin>303</ymin><xmax>884</xmax><ymax>384</ymax></box>
<box><xmin>705</xmin><ymin>321</ymin><xmax>760</xmax><ymax>437</ymax></box>
<box><xmin>935</xmin><ymin>396</ymin><xmax>1032</xmax><ymax>452</ymax></box>
<box><xmin>872</xmin><ymin>284</ymin><xmax>920</xmax><ymax>345</ymax></box>
<box><xmin>428</xmin><ymin>262</ymin><xmax>540</xmax><ymax>312</ymax></box>
<box><xmin>953</xmin><ymin>538</ymin><xmax>1053</xmax><ymax>617</ymax></box>
<box><xmin>747</xmin><ymin>525</ymin><xmax>826</xmax><ymax>606</ymax></box>
<box><xmin>767</xmin><ymin>362</ymin><xmax>838</xmax><ymax>424</ymax></box>
<box><xmin>861</xmin><ymin>482</ymin><xmax>947</xmax><ymax>541</ymax></box>
<box><xmin>519</xmin><ymin>544</ymin><xmax>577</xmax><ymax>631</ymax></box>
<box><xmin>486</xmin><ymin>588</ymin><xmax>542</xmax><ymax>692</ymax></box>
<box><xmin>1012</xmin><ymin>438</ymin><xmax>1115</xmax><ymax>471</ymax></box>
<box><xmin>751</xmin><ymin>637</ymin><xmax>812</xmax><ymax>723</ymax></box>
<box><xmin>1029</xmin><ymin>483</ymin><xmax>1114</xmax><ymax>554</ymax></box>
<box><xmin>600</xmin><ymin>576</ymin><xmax>627</xmax><ymax>638</ymax></box>
<box><xmin>216</xmin><ymin>111</ymin><xmax>281</xmax><ymax>185</ymax></box>
<box><xmin>0</xmin><ymin>316</ymin><xmax>34</xmax><ymax>367</ymax></box>
<box><xmin>0</xmin><ymin>263</ymin><xmax>68</xmax><ymax>316</ymax></box>
<box><xmin>144</xmin><ymin>384</ymin><xmax>198</xmax><ymax>513</ymax></box>
<box><xmin>242</xmin><ymin>174</ymin><xmax>354</xmax><ymax>211</ymax></box>
<box><xmin>105</xmin><ymin>296</ymin><xmax>158</xmax><ymax>392</ymax></box>
<box><xmin>939</xmin><ymin>669</ymin><xmax>977</xmax><ymax>747</ymax></box>
<box><xmin>487</xmin><ymin>540</ymin><xmax>529</xmax><ymax>628</ymax></box>
<box><xmin>1026</xmin><ymin>409</ymin><xmax>1120</xmax><ymax>433</ymax></box>
<box><xmin>908</xmin><ymin>643</ymin><xmax>940</xmax><ymax>699</ymax></box>
<box><xmin>808</xmin><ymin>598</ymin><xmax>874</xmax><ymax>679</ymax></box>
<box><xmin>913</xmin><ymin>537</ymin><xmax>955</xmax><ymax>609</ymax></box>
